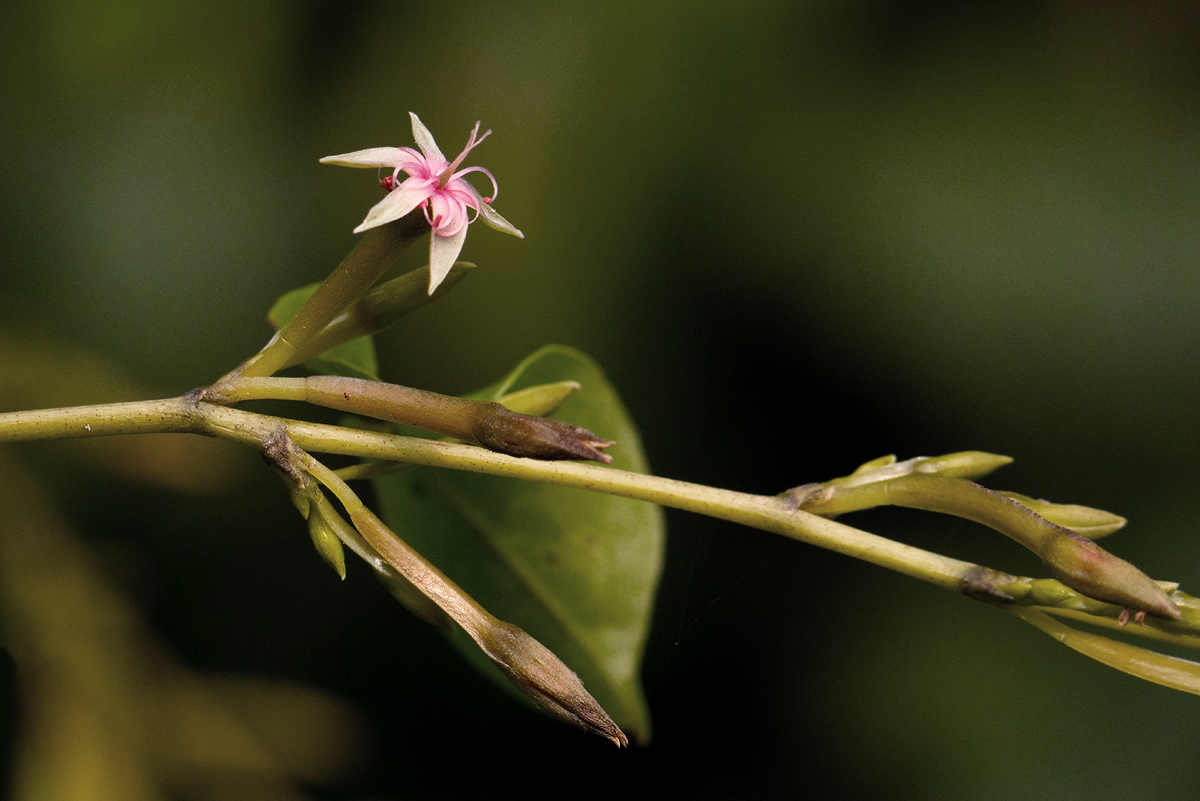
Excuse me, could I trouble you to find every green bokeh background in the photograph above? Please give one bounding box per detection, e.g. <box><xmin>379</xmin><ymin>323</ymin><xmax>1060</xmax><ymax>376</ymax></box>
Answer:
<box><xmin>3</xmin><ymin>1</ymin><xmax>1200</xmax><ymax>798</ymax></box>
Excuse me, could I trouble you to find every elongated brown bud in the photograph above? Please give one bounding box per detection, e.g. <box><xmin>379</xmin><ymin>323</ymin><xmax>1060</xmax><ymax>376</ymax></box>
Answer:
<box><xmin>348</xmin><ymin>505</ymin><xmax>627</xmax><ymax>744</ymax></box>
<box><xmin>471</xmin><ymin>402</ymin><xmax>613</xmax><ymax>463</ymax></box>
<box><xmin>474</xmin><ymin>619</ymin><xmax>629</xmax><ymax>747</ymax></box>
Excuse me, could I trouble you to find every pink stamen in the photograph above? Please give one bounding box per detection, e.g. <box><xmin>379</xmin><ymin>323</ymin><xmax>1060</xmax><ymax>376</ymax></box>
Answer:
<box><xmin>438</xmin><ymin>121</ymin><xmax>492</xmax><ymax>187</ymax></box>
<box><xmin>451</xmin><ymin>165</ymin><xmax>499</xmax><ymax>203</ymax></box>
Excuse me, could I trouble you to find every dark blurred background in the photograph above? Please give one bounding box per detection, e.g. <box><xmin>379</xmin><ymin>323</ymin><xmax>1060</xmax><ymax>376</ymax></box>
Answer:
<box><xmin>2</xmin><ymin>1</ymin><xmax>1200</xmax><ymax>798</ymax></box>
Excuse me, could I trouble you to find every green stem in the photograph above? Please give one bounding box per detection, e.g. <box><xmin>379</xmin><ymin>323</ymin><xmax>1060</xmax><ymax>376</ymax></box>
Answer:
<box><xmin>0</xmin><ymin>395</ymin><xmax>971</xmax><ymax>590</ymax></box>
<box><xmin>225</xmin><ymin>215</ymin><xmax>428</xmax><ymax>381</ymax></box>
<box><xmin>0</xmin><ymin>397</ymin><xmax>200</xmax><ymax>441</ymax></box>
<box><xmin>285</xmin><ymin>263</ymin><xmax>474</xmax><ymax>369</ymax></box>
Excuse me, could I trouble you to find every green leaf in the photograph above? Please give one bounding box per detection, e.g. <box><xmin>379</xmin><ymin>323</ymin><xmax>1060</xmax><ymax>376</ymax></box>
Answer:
<box><xmin>267</xmin><ymin>283</ymin><xmax>379</xmax><ymax>380</ymax></box>
<box><xmin>373</xmin><ymin>345</ymin><xmax>664</xmax><ymax>743</ymax></box>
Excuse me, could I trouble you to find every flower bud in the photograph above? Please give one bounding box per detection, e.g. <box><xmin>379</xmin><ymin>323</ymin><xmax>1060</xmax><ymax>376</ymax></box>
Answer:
<box><xmin>1040</xmin><ymin>530</ymin><xmax>1180</xmax><ymax>619</ymax></box>
<box><xmin>998</xmin><ymin>492</ymin><xmax>1126</xmax><ymax>539</ymax></box>
<box><xmin>471</xmin><ymin>402</ymin><xmax>614</xmax><ymax>463</ymax></box>
<box><xmin>848</xmin><ymin>451</ymin><xmax>1013</xmax><ymax>482</ymax></box>
<box><xmin>474</xmin><ymin>618</ymin><xmax>629</xmax><ymax>747</ymax></box>
<box><xmin>1026</xmin><ymin>578</ymin><xmax>1078</xmax><ymax>606</ymax></box>
<box><xmin>910</xmin><ymin>451</ymin><xmax>1015</xmax><ymax>479</ymax></box>
<box><xmin>791</xmin><ymin>452</ymin><xmax>1015</xmax><ymax>516</ymax></box>
<box><xmin>306</xmin><ymin>504</ymin><xmax>347</xmax><ymax>580</ymax></box>
<box><xmin>848</xmin><ymin>454</ymin><xmax>897</xmax><ymax>474</ymax></box>
<box><xmin>291</xmin><ymin>490</ymin><xmax>346</xmax><ymax>579</ymax></box>
<box><xmin>348</xmin><ymin>505</ymin><xmax>626</xmax><ymax>744</ymax></box>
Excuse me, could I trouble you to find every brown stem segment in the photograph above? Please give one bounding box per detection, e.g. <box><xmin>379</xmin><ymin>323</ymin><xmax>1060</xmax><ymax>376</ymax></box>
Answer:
<box><xmin>301</xmin><ymin>375</ymin><xmax>614</xmax><ymax>463</ymax></box>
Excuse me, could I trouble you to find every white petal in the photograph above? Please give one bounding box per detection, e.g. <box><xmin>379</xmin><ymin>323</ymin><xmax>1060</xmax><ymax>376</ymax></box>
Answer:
<box><xmin>428</xmin><ymin>226</ymin><xmax>468</xmax><ymax>294</ymax></box>
<box><xmin>476</xmin><ymin>202</ymin><xmax>524</xmax><ymax>238</ymax></box>
<box><xmin>409</xmin><ymin>112</ymin><xmax>446</xmax><ymax>164</ymax></box>
<box><xmin>352</xmin><ymin>184</ymin><xmax>432</xmax><ymax>233</ymax></box>
<box><xmin>465</xmin><ymin>183</ymin><xmax>524</xmax><ymax>238</ymax></box>
<box><xmin>320</xmin><ymin>147</ymin><xmax>408</xmax><ymax>168</ymax></box>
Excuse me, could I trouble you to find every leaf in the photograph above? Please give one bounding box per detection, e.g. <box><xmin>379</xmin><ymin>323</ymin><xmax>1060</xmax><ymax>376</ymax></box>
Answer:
<box><xmin>373</xmin><ymin>345</ymin><xmax>664</xmax><ymax>743</ymax></box>
<box><xmin>267</xmin><ymin>283</ymin><xmax>379</xmax><ymax>380</ymax></box>
<box><xmin>1009</xmin><ymin>607</ymin><xmax>1200</xmax><ymax>695</ymax></box>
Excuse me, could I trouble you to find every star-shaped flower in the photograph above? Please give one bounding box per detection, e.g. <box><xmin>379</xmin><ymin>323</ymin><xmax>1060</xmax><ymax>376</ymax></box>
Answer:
<box><xmin>321</xmin><ymin>112</ymin><xmax>523</xmax><ymax>293</ymax></box>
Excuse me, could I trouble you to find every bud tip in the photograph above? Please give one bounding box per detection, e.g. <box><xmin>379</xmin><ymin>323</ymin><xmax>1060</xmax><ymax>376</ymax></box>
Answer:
<box><xmin>472</xmin><ymin>404</ymin><xmax>616</xmax><ymax>463</ymax></box>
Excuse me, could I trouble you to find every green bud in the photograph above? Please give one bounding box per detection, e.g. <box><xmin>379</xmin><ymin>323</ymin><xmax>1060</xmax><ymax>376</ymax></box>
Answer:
<box><xmin>290</xmin><ymin>487</ymin><xmax>345</xmax><ymax>578</ymax></box>
<box><xmin>849</xmin><ymin>454</ymin><xmax>897</xmax><ymax>474</ymax></box>
<box><xmin>828</xmin><ymin>455</ymin><xmax>919</xmax><ymax>489</ymax></box>
<box><xmin>496</xmin><ymin>381</ymin><xmax>581</xmax><ymax>417</ymax></box>
<box><xmin>307</xmin><ymin>503</ymin><xmax>347</xmax><ymax>580</ymax></box>
<box><xmin>793</xmin><ymin>452</ymin><xmax>1016</xmax><ymax>517</ymax></box>
<box><xmin>998</xmin><ymin>492</ymin><xmax>1126</xmax><ymax>539</ymax></box>
<box><xmin>289</xmin><ymin>490</ymin><xmax>312</xmax><ymax>518</ymax></box>
<box><xmin>1027</xmin><ymin>578</ymin><xmax>1078</xmax><ymax>606</ymax></box>
<box><xmin>910</xmin><ymin>451</ymin><xmax>1014</xmax><ymax>480</ymax></box>
<box><xmin>837</xmin><ymin>451</ymin><xmax>1012</xmax><ymax>486</ymax></box>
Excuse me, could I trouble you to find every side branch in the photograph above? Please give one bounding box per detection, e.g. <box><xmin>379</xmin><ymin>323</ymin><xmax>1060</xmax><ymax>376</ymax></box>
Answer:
<box><xmin>197</xmin><ymin>405</ymin><xmax>976</xmax><ymax>591</ymax></box>
<box><xmin>201</xmin><ymin>408</ymin><xmax>1200</xmax><ymax>639</ymax></box>
<box><xmin>2</xmin><ymin>395</ymin><xmax>1195</xmax><ymax>645</ymax></box>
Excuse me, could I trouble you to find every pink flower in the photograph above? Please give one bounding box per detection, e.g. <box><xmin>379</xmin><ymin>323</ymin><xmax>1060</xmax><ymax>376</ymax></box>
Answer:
<box><xmin>321</xmin><ymin>112</ymin><xmax>523</xmax><ymax>293</ymax></box>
